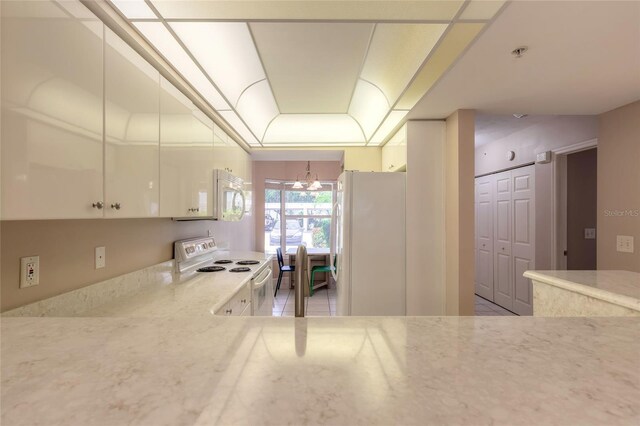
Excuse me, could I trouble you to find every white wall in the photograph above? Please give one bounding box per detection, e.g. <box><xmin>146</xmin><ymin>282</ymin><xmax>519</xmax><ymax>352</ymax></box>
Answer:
<box><xmin>406</xmin><ymin>120</ymin><xmax>447</xmax><ymax>315</ymax></box>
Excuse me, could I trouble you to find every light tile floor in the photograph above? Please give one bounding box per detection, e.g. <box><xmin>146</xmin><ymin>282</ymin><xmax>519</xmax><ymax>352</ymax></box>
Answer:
<box><xmin>273</xmin><ymin>284</ymin><xmax>336</xmax><ymax>317</ymax></box>
<box><xmin>273</xmin><ymin>288</ymin><xmax>515</xmax><ymax>317</ymax></box>
<box><xmin>474</xmin><ymin>295</ymin><xmax>517</xmax><ymax>316</ymax></box>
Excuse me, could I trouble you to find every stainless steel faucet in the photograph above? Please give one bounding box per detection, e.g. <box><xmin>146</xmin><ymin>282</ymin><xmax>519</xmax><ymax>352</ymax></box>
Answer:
<box><xmin>294</xmin><ymin>245</ymin><xmax>307</xmax><ymax>317</ymax></box>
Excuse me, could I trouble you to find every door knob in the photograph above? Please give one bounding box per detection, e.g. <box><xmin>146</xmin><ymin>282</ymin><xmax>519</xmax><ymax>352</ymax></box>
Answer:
<box><xmin>92</xmin><ymin>201</ymin><xmax>104</xmax><ymax>209</ymax></box>
<box><xmin>111</xmin><ymin>203</ymin><xmax>121</xmax><ymax>210</ymax></box>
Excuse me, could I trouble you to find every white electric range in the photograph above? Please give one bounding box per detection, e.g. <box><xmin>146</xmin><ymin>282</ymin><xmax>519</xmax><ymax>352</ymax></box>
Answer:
<box><xmin>174</xmin><ymin>237</ymin><xmax>274</xmax><ymax>316</ymax></box>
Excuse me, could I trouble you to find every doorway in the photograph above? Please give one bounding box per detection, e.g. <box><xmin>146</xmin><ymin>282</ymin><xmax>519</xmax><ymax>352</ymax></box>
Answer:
<box><xmin>554</xmin><ymin>146</ymin><xmax>598</xmax><ymax>270</ymax></box>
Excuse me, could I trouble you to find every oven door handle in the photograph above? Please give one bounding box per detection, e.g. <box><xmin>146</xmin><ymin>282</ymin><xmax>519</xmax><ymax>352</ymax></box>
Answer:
<box><xmin>253</xmin><ymin>268</ymin><xmax>272</xmax><ymax>289</ymax></box>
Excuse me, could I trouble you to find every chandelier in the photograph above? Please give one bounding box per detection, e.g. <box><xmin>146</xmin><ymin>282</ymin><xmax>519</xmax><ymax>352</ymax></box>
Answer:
<box><xmin>292</xmin><ymin>161</ymin><xmax>322</xmax><ymax>190</ymax></box>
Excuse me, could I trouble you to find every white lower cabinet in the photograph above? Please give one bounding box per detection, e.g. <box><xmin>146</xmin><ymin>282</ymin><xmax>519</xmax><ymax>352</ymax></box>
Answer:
<box><xmin>104</xmin><ymin>28</ymin><xmax>160</xmax><ymax>218</ymax></box>
<box><xmin>474</xmin><ymin>165</ymin><xmax>535</xmax><ymax>315</ymax></box>
<box><xmin>159</xmin><ymin>78</ymin><xmax>214</xmax><ymax>218</ymax></box>
<box><xmin>215</xmin><ymin>282</ymin><xmax>252</xmax><ymax>316</ymax></box>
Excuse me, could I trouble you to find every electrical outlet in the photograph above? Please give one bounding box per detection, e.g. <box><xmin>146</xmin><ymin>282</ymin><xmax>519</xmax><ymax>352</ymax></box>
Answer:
<box><xmin>616</xmin><ymin>235</ymin><xmax>634</xmax><ymax>253</ymax></box>
<box><xmin>584</xmin><ymin>228</ymin><xmax>596</xmax><ymax>239</ymax></box>
<box><xmin>20</xmin><ymin>256</ymin><xmax>40</xmax><ymax>288</ymax></box>
<box><xmin>95</xmin><ymin>246</ymin><xmax>106</xmax><ymax>269</ymax></box>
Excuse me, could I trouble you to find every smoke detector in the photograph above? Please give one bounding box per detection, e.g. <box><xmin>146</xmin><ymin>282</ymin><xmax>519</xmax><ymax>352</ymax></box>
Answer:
<box><xmin>511</xmin><ymin>46</ymin><xmax>528</xmax><ymax>58</ymax></box>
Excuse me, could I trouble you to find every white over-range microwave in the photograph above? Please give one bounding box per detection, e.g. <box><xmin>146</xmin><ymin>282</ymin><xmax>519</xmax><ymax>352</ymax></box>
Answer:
<box><xmin>212</xmin><ymin>169</ymin><xmax>246</xmax><ymax>221</ymax></box>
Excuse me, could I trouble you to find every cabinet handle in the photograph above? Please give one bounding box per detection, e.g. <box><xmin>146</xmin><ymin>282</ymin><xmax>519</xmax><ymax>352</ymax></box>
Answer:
<box><xmin>241</xmin><ymin>299</ymin><xmax>247</xmax><ymax>304</ymax></box>
<box><xmin>110</xmin><ymin>203</ymin><xmax>121</xmax><ymax>210</ymax></box>
<box><xmin>225</xmin><ymin>309</ymin><xmax>233</xmax><ymax>315</ymax></box>
<box><xmin>92</xmin><ymin>201</ymin><xmax>104</xmax><ymax>209</ymax></box>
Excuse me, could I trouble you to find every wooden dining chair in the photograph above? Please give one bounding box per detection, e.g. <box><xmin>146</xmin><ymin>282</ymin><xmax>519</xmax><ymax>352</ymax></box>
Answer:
<box><xmin>274</xmin><ymin>247</ymin><xmax>295</xmax><ymax>297</ymax></box>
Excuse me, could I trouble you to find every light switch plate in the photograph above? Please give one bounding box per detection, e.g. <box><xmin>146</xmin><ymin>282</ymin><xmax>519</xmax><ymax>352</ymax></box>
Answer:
<box><xmin>95</xmin><ymin>246</ymin><xmax>106</xmax><ymax>269</ymax></box>
<box><xmin>616</xmin><ymin>235</ymin><xmax>634</xmax><ymax>253</ymax></box>
<box><xmin>584</xmin><ymin>228</ymin><xmax>596</xmax><ymax>239</ymax></box>
<box><xmin>20</xmin><ymin>256</ymin><xmax>40</xmax><ymax>288</ymax></box>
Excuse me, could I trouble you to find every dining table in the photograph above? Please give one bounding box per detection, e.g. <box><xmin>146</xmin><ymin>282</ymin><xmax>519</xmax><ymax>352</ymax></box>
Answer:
<box><xmin>286</xmin><ymin>247</ymin><xmax>331</xmax><ymax>296</ymax></box>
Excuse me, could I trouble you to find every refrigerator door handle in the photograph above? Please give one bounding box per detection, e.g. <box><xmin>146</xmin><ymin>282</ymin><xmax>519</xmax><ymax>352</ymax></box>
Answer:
<box><xmin>330</xmin><ymin>201</ymin><xmax>339</xmax><ymax>282</ymax></box>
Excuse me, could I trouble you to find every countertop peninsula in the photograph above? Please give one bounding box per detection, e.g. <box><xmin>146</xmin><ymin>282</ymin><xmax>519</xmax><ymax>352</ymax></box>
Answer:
<box><xmin>2</xmin><ymin>316</ymin><xmax>639</xmax><ymax>425</ymax></box>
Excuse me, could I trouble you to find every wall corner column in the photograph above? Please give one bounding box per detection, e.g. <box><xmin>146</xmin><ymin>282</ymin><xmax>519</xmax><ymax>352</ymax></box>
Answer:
<box><xmin>445</xmin><ymin>110</ymin><xmax>475</xmax><ymax>316</ymax></box>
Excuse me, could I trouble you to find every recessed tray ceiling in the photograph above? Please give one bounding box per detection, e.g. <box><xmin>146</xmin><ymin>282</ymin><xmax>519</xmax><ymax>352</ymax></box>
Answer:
<box><xmin>109</xmin><ymin>0</ymin><xmax>505</xmax><ymax>147</ymax></box>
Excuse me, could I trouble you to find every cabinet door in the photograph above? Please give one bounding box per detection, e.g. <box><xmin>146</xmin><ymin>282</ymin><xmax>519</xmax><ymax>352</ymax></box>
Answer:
<box><xmin>475</xmin><ymin>174</ymin><xmax>494</xmax><ymax>301</ymax></box>
<box><xmin>381</xmin><ymin>126</ymin><xmax>407</xmax><ymax>172</ymax></box>
<box><xmin>511</xmin><ymin>165</ymin><xmax>535</xmax><ymax>315</ymax></box>
<box><xmin>213</xmin><ymin>123</ymin><xmax>234</xmax><ymax>173</ymax></box>
<box><xmin>104</xmin><ymin>29</ymin><xmax>159</xmax><ymax>218</ymax></box>
<box><xmin>493</xmin><ymin>170</ymin><xmax>513</xmax><ymax>310</ymax></box>
<box><xmin>1</xmin><ymin>0</ymin><xmax>104</xmax><ymax>219</ymax></box>
<box><xmin>159</xmin><ymin>78</ymin><xmax>213</xmax><ymax>217</ymax></box>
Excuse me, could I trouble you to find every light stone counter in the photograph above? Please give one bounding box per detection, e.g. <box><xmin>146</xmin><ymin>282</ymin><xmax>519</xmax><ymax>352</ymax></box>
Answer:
<box><xmin>1</xmin><ymin>316</ymin><xmax>639</xmax><ymax>425</ymax></box>
<box><xmin>524</xmin><ymin>270</ymin><xmax>640</xmax><ymax>316</ymax></box>
<box><xmin>3</xmin><ymin>251</ymin><xmax>273</xmax><ymax>318</ymax></box>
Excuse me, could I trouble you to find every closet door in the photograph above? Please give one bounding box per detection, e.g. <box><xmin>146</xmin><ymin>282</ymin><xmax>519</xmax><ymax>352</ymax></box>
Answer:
<box><xmin>493</xmin><ymin>170</ymin><xmax>513</xmax><ymax>310</ymax></box>
<box><xmin>475</xmin><ymin>174</ymin><xmax>494</xmax><ymax>301</ymax></box>
<box><xmin>511</xmin><ymin>165</ymin><xmax>535</xmax><ymax>315</ymax></box>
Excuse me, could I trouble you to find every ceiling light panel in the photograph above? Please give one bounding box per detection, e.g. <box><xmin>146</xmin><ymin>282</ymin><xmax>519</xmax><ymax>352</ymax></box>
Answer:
<box><xmin>459</xmin><ymin>1</ymin><xmax>505</xmax><ymax>20</ymax></box>
<box><xmin>250</xmin><ymin>23</ymin><xmax>373</xmax><ymax>113</ymax></box>
<box><xmin>396</xmin><ymin>23</ymin><xmax>485</xmax><ymax>110</ymax></box>
<box><xmin>110</xmin><ymin>0</ymin><xmax>157</xmax><ymax>19</ymax></box>
<box><xmin>170</xmin><ymin>22</ymin><xmax>265</xmax><ymax>107</ymax></box>
<box><xmin>219</xmin><ymin>110</ymin><xmax>261</xmax><ymax>146</ymax></box>
<box><xmin>149</xmin><ymin>1</ymin><xmax>464</xmax><ymax>21</ymax></box>
<box><xmin>348</xmin><ymin>79</ymin><xmax>389</xmax><ymax>139</ymax></box>
<box><xmin>368</xmin><ymin>110</ymin><xmax>409</xmax><ymax>146</ymax></box>
<box><xmin>264</xmin><ymin>115</ymin><xmax>364</xmax><ymax>145</ymax></box>
<box><xmin>235</xmin><ymin>79</ymin><xmax>279</xmax><ymax>139</ymax></box>
<box><xmin>134</xmin><ymin>22</ymin><xmax>229</xmax><ymax>110</ymax></box>
<box><xmin>361</xmin><ymin>24</ymin><xmax>448</xmax><ymax>105</ymax></box>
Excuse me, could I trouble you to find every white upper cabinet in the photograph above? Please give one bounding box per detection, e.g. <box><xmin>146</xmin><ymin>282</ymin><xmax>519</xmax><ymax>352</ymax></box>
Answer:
<box><xmin>104</xmin><ymin>28</ymin><xmax>160</xmax><ymax>218</ymax></box>
<box><xmin>1</xmin><ymin>0</ymin><xmax>104</xmax><ymax>219</ymax></box>
<box><xmin>382</xmin><ymin>124</ymin><xmax>407</xmax><ymax>172</ymax></box>
<box><xmin>160</xmin><ymin>78</ymin><xmax>214</xmax><ymax>218</ymax></box>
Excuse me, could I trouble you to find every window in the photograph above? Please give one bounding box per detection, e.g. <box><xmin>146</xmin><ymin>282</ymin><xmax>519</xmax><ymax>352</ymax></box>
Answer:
<box><xmin>264</xmin><ymin>181</ymin><xmax>335</xmax><ymax>254</ymax></box>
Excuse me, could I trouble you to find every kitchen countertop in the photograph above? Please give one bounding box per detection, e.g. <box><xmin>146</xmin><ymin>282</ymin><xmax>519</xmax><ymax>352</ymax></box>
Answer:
<box><xmin>524</xmin><ymin>270</ymin><xmax>640</xmax><ymax>312</ymax></box>
<box><xmin>82</xmin><ymin>251</ymin><xmax>272</xmax><ymax>318</ymax></box>
<box><xmin>2</xmin><ymin>316</ymin><xmax>639</xmax><ymax>425</ymax></box>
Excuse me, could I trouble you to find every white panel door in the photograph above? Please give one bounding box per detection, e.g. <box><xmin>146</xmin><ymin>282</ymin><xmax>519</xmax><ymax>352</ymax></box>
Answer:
<box><xmin>104</xmin><ymin>28</ymin><xmax>159</xmax><ymax>218</ymax></box>
<box><xmin>159</xmin><ymin>78</ymin><xmax>214</xmax><ymax>218</ymax></box>
<box><xmin>475</xmin><ymin>174</ymin><xmax>494</xmax><ymax>301</ymax></box>
<box><xmin>511</xmin><ymin>165</ymin><xmax>535</xmax><ymax>315</ymax></box>
<box><xmin>1</xmin><ymin>0</ymin><xmax>104</xmax><ymax>219</ymax></box>
<box><xmin>493</xmin><ymin>170</ymin><xmax>513</xmax><ymax>310</ymax></box>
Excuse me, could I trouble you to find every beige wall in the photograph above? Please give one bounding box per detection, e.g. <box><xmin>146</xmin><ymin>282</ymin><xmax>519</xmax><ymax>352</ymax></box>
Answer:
<box><xmin>597</xmin><ymin>101</ymin><xmax>640</xmax><ymax>272</ymax></box>
<box><xmin>406</xmin><ymin>120</ymin><xmax>446</xmax><ymax>315</ymax></box>
<box><xmin>567</xmin><ymin>148</ymin><xmax>598</xmax><ymax>270</ymax></box>
<box><xmin>0</xmin><ymin>217</ymin><xmax>254</xmax><ymax>311</ymax></box>
<box><xmin>445</xmin><ymin>110</ymin><xmax>475</xmax><ymax>316</ymax></box>
<box><xmin>475</xmin><ymin>116</ymin><xmax>599</xmax><ymax>270</ymax></box>
<box><xmin>252</xmin><ymin>161</ymin><xmax>343</xmax><ymax>253</ymax></box>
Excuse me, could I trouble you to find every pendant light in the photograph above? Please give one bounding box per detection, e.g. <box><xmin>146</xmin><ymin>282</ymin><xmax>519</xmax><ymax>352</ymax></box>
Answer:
<box><xmin>292</xmin><ymin>161</ymin><xmax>321</xmax><ymax>190</ymax></box>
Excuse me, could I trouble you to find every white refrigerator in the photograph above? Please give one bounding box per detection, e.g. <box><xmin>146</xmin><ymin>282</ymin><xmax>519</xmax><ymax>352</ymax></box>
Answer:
<box><xmin>331</xmin><ymin>171</ymin><xmax>406</xmax><ymax>316</ymax></box>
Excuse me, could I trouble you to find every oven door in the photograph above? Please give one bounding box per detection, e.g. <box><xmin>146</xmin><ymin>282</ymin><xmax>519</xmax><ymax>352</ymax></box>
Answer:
<box><xmin>252</xmin><ymin>267</ymin><xmax>273</xmax><ymax>316</ymax></box>
<box><xmin>220</xmin><ymin>185</ymin><xmax>245</xmax><ymax>221</ymax></box>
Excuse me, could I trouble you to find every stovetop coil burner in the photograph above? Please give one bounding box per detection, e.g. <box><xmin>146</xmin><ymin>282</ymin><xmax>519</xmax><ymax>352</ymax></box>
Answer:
<box><xmin>236</xmin><ymin>260</ymin><xmax>260</xmax><ymax>265</ymax></box>
<box><xmin>197</xmin><ymin>266</ymin><xmax>226</xmax><ymax>273</ymax></box>
<box><xmin>214</xmin><ymin>260</ymin><xmax>233</xmax><ymax>264</ymax></box>
<box><xmin>229</xmin><ymin>267</ymin><xmax>251</xmax><ymax>273</ymax></box>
